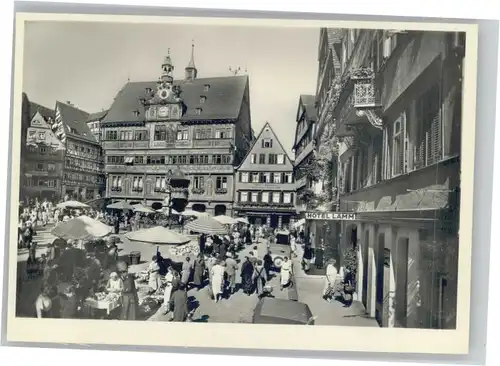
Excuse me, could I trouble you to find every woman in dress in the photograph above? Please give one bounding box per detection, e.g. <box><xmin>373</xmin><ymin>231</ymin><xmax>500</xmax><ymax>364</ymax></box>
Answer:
<box><xmin>192</xmin><ymin>253</ymin><xmax>205</xmax><ymax>291</ymax></box>
<box><xmin>240</xmin><ymin>256</ymin><xmax>254</xmax><ymax>295</ymax></box>
<box><xmin>181</xmin><ymin>257</ymin><xmax>193</xmax><ymax>287</ymax></box>
<box><xmin>322</xmin><ymin>259</ymin><xmax>339</xmax><ymax>302</ymax></box>
<box><xmin>280</xmin><ymin>257</ymin><xmax>293</xmax><ymax>291</ymax></box>
<box><xmin>106</xmin><ymin>272</ymin><xmax>124</xmax><ymax>293</ymax></box>
<box><xmin>162</xmin><ymin>267</ymin><xmax>175</xmax><ymax>314</ymax></box>
<box><xmin>210</xmin><ymin>259</ymin><xmax>225</xmax><ymax>303</ymax></box>
<box><xmin>168</xmin><ymin>283</ymin><xmax>189</xmax><ymax>322</ymax></box>
<box><xmin>147</xmin><ymin>255</ymin><xmax>161</xmax><ymax>294</ymax></box>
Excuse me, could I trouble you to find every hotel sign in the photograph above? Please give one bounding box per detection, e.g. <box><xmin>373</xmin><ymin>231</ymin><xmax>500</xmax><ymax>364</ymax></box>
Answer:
<box><xmin>305</xmin><ymin>212</ymin><xmax>357</xmax><ymax>221</ymax></box>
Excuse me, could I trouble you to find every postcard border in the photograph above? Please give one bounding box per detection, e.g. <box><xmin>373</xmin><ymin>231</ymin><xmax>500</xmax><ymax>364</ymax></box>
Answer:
<box><xmin>5</xmin><ymin>12</ymin><xmax>479</xmax><ymax>354</ymax></box>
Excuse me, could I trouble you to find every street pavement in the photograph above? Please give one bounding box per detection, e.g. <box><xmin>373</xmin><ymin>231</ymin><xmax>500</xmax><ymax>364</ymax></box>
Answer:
<box><xmin>16</xmin><ymin>224</ymin><xmax>378</xmax><ymax>326</ymax></box>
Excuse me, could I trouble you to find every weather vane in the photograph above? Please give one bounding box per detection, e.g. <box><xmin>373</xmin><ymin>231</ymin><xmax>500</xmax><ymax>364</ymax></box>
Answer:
<box><xmin>229</xmin><ymin>66</ymin><xmax>241</xmax><ymax>75</ymax></box>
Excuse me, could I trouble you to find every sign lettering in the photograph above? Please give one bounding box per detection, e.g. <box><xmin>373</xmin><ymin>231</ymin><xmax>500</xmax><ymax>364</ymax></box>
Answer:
<box><xmin>304</xmin><ymin>212</ymin><xmax>357</xmax><ymax>221</ymax></box>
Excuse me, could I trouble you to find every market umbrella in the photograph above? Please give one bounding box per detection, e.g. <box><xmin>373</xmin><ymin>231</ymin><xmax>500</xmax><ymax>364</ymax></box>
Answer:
<box><xmin>156</xmin><ymin>207</ymin><xmax>180</xmax><ymax>216</ymax></box>
<box><xmin>126</xmin><ymin>226</ymin><xmax>191</xmax><ymax>245</ymax></box>
<box><xmin>56</xmin><ymin>200</ymin><xmax>89</xmax><ymax>209</ymax></box>
<box><xmin>51</xmin><ymin>215</ymin><xmax>113</xmax><ymax>240</ymax></box>
<box><xmin>213</xmin><ymin>215</ymin><xmax>239</xmax><ymax>225</ymax></box>
<box><xmin>107</xmin><ymin>200</ymin><xmax>134</xmax><ymax>210</ymax></box>
<box><xmin>236</xmin><ymin>217</ymin><xmax>249</xmax><ymax>225</ymax></box>
<box><xmin>184</xmin><ymin>216</ymin><xmax>228</xmax><ymax>235</ymax></box>
<box><xmin>133</xmin><ymin>204</ymin><xmax>155</xmax><ymax>214</ymax></box>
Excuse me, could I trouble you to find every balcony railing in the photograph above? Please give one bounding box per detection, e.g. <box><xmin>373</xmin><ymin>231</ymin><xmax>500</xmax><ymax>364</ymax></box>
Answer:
<box><xmin>237</xmin><ymin>202</ymin><xmax>295</xmax><ymax>209</ymax></box>
<box><xmin>191</xmin><ymin>188</ymin><xmax>205</xmax><ymax>195</ymax></box>
<box><xmin>334</xmin><ymin>68</ymin><xmax>382</xmax><ymax>130</ymax></box>
<box><xmin>193</xmin><ymin>139</ymin><xmax>232</xmax><ymax>148</ymax></box>
<box><xmin>215</xmin><ymin>188</ymin><xmax>228</xmax><ymax>194</ymax></box>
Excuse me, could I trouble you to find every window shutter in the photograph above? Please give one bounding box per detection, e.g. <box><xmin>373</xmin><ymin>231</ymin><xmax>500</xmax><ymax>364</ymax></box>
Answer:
<box><xmin>427</xmin><ymin>109</ymin><xmax>442</xmax><ymax>165</ymax></box>
<box><xmin>239</xmin><ymin>172</ymin><xmax>242</xmax><ymax>182</ymax></box>
<box><xmin>399</xmin><ymin>113</ymin><xmax>406</xmax><ymax>174</ymax></box>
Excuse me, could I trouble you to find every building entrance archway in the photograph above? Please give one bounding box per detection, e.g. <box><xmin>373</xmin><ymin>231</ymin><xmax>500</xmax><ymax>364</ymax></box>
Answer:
<box><xmin>192</xmin><ymin>204</ymin><xmax>206</xmax><ymax>213</ymax></box>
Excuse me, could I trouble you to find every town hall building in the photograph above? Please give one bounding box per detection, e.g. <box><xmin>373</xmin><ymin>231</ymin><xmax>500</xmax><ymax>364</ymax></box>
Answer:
<box><xmin>100</xmin><ymin>45</ymin><xmax>253</xmax><ymax>216</ymax></box>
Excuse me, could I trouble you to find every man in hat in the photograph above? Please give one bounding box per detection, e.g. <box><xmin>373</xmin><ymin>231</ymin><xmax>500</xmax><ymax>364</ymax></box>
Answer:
<box><xmin>224</xmin><ymin>252</ymin><xmax>238</xmax><ymax>295</ymax></box>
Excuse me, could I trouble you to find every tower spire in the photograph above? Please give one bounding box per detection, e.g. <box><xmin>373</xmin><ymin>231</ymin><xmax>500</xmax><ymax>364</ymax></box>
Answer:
<box><xmin>185</xmin><ymin>40</ymin><xmax>198</xmax><ymax>81</ymax></box>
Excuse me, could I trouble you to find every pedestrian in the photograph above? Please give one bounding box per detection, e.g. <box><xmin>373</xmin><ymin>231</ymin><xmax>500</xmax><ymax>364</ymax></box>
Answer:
<box><xmin>106</xmin><ymin>272</ymin><xmax>124</xmax><ymax>293</ymax></box>
<box><xmin>342</xmin><ymin>267</ymin><xmax>355</xmax><ymax>307</ymax></box>
<box><xmin>147</xmin><ymin>255</ymin><xmax>161</xmax><ymax>294</ymax></box>
<box><xmin>162</xmin><ymin>267</ymin><xmax>175</xmax><ymax>314</ymax></box>
<box><xmin>113</xmin><ymin>216</ymin><xmax>120</xmax><ymax>235</ymax></box>
<box><xmin>240</xmin><ymin>256</ymin><xmax>254</xmax><ymax>295</ymax></box>
<box><xmin>290</xmin><ymin>235</ymin><xmax>297</xmax><ymax>258</ymax></box>
<box><xmin>35</xmin><ymin>284</ymin><xmax>55</xmax><ymax>318</ymax></box>
<box><xmin>199</xmin><ymin>234</ymin><xmax>206</xmax><ymax>254</ymax></box>
<box><xmin>210</xmin><ymin>259</ymin><xmax>225</xmax><ymax>303</ymax></box>
<box><xmin>302</xmin><ymin>243</ymin><xmax>314</xmax><ymax>272</ymax></box>
<box><xmin>224</xmin><ymin>253</ymin><xmax>238</xmax><ymax>295</ymax></box>
<box><xmin>280</xmin><ymin>257</ymin><xmax>292</xmax><ymax>291</ymax></box>
<box><xmin>263</xmin><ymin>250</ymin><xmax>273</xmax><ymax>279</ymax></box>
<box><xmin>168</xmin><ymin>282</ymin><xmax>189</xmax><ymax>322</ymax></box>
<box><xmin>118</xmin><ymin>262</ymin><xmax>139</xmax><ymax>321</ymax></box>
<box><xmin>181</xmin><ymin>256</ymin><xmax>193</xmax><ymax>287</ymax></box>
<box><xmin>58</xmin><ymin>285</ymin><xmax>78</xmax><ymax>319</ymax></box>
<box><xmin>192</xmin><ymin>253</ymin><xmax>205</xmax><ymax>290</ymax></box>
<box><xmin>253</xmin><ymin>260</ymin><xmax>267</xmax><ymax>297</ymax></box>
<box><xmin>248</xmin><ymin>251</ymin><xmax>258</xmax><ymax>266</ymax></box>
<box><xmin>322</xmin><ymin>259</ymin><xmax>339</xmax><ymax>302</ymax></box>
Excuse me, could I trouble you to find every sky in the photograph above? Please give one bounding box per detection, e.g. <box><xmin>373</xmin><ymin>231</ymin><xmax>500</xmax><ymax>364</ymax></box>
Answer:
<box><xmin>22</xmin><ymin>21</ymin><xmax>320</xmax><ymax>155</ymax></box>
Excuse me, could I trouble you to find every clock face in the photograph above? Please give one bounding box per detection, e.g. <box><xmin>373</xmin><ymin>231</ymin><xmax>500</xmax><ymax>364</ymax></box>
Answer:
<box><xmin>158</xmin><ymin>106</ymin><xmax>169</xmax><ymax>118</ymax></box>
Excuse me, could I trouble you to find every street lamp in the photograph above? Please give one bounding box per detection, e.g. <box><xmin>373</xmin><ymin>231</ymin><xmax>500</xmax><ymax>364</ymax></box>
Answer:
<box><xmin>163</xmin><ymin>169</ymin><xmax>173</xmax><ymax>229</ymax></box>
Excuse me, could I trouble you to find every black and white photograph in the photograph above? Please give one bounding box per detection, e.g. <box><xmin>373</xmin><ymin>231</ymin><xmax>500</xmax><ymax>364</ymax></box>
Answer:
<box><xmin>5</xmin><ymin>13</ymin><xmax>479</xmax><ymax>353</ymax></box>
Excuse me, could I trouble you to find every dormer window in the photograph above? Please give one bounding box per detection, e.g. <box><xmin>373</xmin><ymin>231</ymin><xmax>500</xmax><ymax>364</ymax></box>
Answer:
<box><xmin>133</xmin><ymin>110</ymin><xmax>140</xmax><ymax>117</ymax></box>
<box><xmin>145</xmin><ymin>88</ymin><xmax>152</xmax><ymax>94</ymax></box>
<box><xmin>200</xmin><ymin>96</ymin><xmax>207</xmax><ymax>104</ymax></box>
<box><xmin>262</xmin><ymin>138</ymin><xmax>273</xmax><ymax>148</ymax></box>
<box><xmin>195</xmin><ymin>108</ymin><xmax>202</xmax><ymax>115</ymax></box>
<box><xmin>204</xmin><ymin>84</ymin><xmax>210</xmax><ymax>92</ymax></box>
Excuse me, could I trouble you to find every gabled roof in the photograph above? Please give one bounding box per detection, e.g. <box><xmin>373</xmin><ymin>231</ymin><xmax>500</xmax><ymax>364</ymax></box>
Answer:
<box><xmin>293</xmin><ymin>95</ymin><xmax>317</xmax><ymax>149</ymax></box>
<box><xmin>237</xmin><ymin>121</ymin><xmax>293</xmax><ymax>172</ymax></box>
<box><xmin>87</xmin><ymin>110</ymin><xmax>108</xmax><ymax>122</ymax></box>
<box><xmin>326</xmin><ymin>29</ymin><xmax>342</xmax><ymax>70</ymax></box>
<box><xmin>29</xmin><ymin>101</ymin><xmax>55</xmax><ymax>121</ymax></box>
<box><xmin>299</xmin><ymin>94</ymin><xmax>317</xmax><ymax>122</ymax></box>
<box><xmin>56</xmin><ymin>101</ymin><xmax>97</xmax><ymax>144</ymax></box>
<box><xmin>103</xmin><ymin>75</ymin><xmax>249</xmax><ymax>124</ymax></box>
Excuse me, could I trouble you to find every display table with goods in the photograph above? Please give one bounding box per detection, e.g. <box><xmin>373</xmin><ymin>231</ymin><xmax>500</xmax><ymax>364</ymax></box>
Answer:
<box><xmin>84</xmin><ymin>292</ymin><xmax>121</xmax><ymax>315</ymax></box>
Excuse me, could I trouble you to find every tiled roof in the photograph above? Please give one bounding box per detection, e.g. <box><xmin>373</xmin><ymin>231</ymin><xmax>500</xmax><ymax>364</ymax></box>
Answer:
<box><xmin>56</xmin><ymin>101</ymin><xmax>97</xmax><ymax>144</ymax></box>
<box><xmin>29</xmin><ymin>101</ymin><xmax>55</xmax><ymax>120</ymax></box>
<box><xmin>87</xmin><ymin>110</ymin><xmax>108</xmax><ymax>122</ymax></box>
<box><xmin>300</xmin><ymin>94</ymin><xmax>317</xmax><ymax>122</ymax></box>
<box><xmin>325</xmin><ymin>28</ymin><xmax>342</xmax><ymax>70</ymax></box>
<box><xmin>103</xmin><ymin>75</ymin><xmax>249</xmax><ymax>124</ymax></box>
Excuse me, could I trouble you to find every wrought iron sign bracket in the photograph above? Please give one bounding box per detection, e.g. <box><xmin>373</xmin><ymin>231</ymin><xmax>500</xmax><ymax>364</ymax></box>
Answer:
<box><xmin>356</xmin><ymin>109</ymin><xmax>383</xmax><ymax>130</ymax></box>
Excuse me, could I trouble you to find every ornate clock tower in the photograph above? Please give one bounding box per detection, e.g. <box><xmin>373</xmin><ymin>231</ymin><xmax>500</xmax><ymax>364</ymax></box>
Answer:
<box><xmin>142</xmin><ymin>49</ymin><xmax>184</xmax><ymax>121</ymax></box>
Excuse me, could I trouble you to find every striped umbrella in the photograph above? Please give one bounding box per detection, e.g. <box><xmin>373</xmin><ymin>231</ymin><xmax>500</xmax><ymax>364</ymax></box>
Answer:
<box><xmin>184</xmin><ymin>216</ymin><xmax>228</xmax><ymax>235</ymax></box>
<box><xmin>213</xmin><ymin>215</ymin><xmax>239</xmax><ymax>225</ymax></box>
<box><xmin>126</xmin><ymin>226</ymin><xmax>191</xmax><ymax>245</ymax></box>
<box><xmin>107</xmin><ymin>200</ymin><xmax>134</xmax><ymax>210</ymax></box>
<box><xmin>51</xmin><ymin>215</ymin><xmax>113</xmax><ymax>240</ymax></box>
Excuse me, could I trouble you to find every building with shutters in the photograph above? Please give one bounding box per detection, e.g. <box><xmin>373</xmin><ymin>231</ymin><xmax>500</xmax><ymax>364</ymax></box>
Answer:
<box><xmin>234</xmin><ymin>122</ymin><xmax>295</xmax><ymax>228</ymax></box>
<box><xmin>22</xmin><ymin>100</ymin><xmax>66</xmax><ymax>203</ymax></box>
<box><xmin>320</xmin><ymin>28</ymin><xmax>465</xmax><ymax>329</ymax></box>
<box><xmin>86</xmin><ymin>110</ymin><xmax>108</xmax><ymax>143</ymax></box>
<box><xmin>100</xmin><ymin>45</ymin><xmax>253</xmax><ymax>215</ymax></box>
<box><xmin>293</xmin><ymin>94</ymin><xmax>317</xmax><ymax>214</ymax></box>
